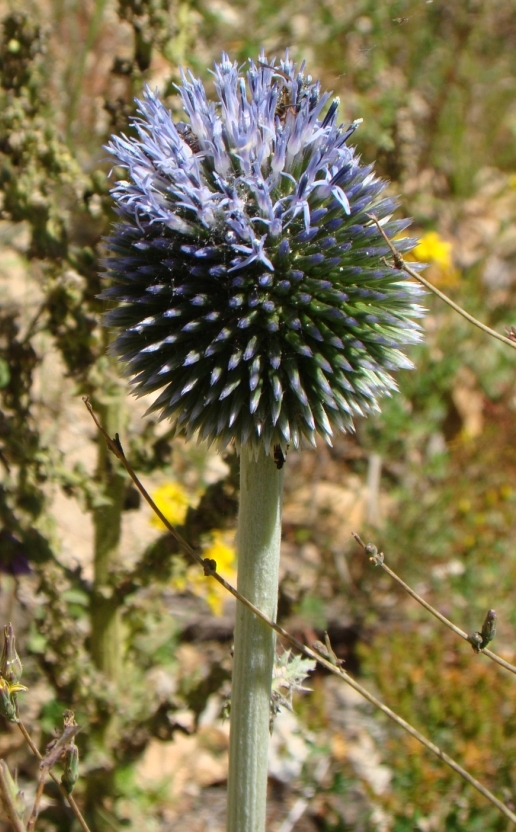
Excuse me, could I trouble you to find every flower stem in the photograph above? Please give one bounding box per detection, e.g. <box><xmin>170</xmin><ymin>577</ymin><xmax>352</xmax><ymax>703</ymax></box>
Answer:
<box><xmin>90</xmin><ymin>393</ymin><xmax>126</xmax><ymax>687</ymax></box>
<box><xmin>83</xmin><ymin>401</ymin><xmax>516</xmax><ymax>828</ymax></box>
<box><xmin>87</xmin><ymin>383</ymin><xmax>127</xmax><ymax>824</ymax></box>
<box><xmin>227</xmin><ymin>446</ymin><xmax>284</xmax><ymax>832</ymax></box>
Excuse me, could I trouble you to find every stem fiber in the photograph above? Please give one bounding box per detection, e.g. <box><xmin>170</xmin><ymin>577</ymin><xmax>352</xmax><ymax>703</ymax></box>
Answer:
<box><xmin>227</xmin><ymin>446</ymin><xmax>284</xmax><ymax>832</ymax></box>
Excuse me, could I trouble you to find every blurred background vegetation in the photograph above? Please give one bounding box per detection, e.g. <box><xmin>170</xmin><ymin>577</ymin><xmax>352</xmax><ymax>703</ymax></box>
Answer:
<box><xmin>0</xmin><ymin>0</ymin><xmax>516</xmax><ymax>829</ymax></box>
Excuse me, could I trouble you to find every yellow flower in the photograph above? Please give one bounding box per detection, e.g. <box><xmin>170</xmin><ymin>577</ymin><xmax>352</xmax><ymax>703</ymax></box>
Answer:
<box><xmin>150</xmin><ymin>481</ymin><xmax>193</xmax><ymax>529</ymax></box>
<box><xmin>412</xmin><ymin>231</ymin><xmax>459</xmax><ymax>287</ymax></box>
<box><xmin>0</xmin><ymin>676</ymin><xmax>27</xmax><ymax>722</ymax></box>
<box><xmin>414</xmin><ymin>231</ymin><xmax>452</xmax><ymax>267</ymax></box>
<box><xmin>171</xmin><ymin>530</ymin><xmax>237</xmax><ymax>617</ymax></box>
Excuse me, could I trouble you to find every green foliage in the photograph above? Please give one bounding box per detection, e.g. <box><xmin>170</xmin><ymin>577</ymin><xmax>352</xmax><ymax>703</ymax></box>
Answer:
<box><xmin>360</xmin><ymin>628</ymin><xmax>516</xmax><ymax>830</ymax></box>
<box><xmin>194</xmin><ymin>0</ymin><xmax>516</xmax><ymax>199</ymax></box>
<box><xmin>294</xmin><ymin>594</ymin><xmax>328</xmax><ymax>631</ymax></box>
<box><xmin>0</xmin><ymin>6</ymin><xmax>238</xmax><ymax>828</ymax></box>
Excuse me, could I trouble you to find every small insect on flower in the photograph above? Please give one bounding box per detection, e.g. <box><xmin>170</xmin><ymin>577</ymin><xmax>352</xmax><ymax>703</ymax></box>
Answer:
<box><xmin>103</xmin><ymin>51</ymin><xmax>425</xmax><ymax>455</ymax></box>
<box><xmin>176</xmin><ymin>121</ymin><xmax>201</xmax><ymax>153</ymax></box>
<box><xmin>273</xmin><ymin>444</ymin><xmax>286</xmax><ymax>469</ymax></box>
<box><xmin>258</xmin><ymin>61</ymin><xmax>298</xmax><ymax>123</ymax></box>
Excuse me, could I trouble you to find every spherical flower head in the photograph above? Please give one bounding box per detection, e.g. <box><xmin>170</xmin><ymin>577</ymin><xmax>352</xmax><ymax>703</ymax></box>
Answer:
<box><xmin>102</xmin><ymin>51</ymin><xmax>425</xmax><ymax>454</ymax></box>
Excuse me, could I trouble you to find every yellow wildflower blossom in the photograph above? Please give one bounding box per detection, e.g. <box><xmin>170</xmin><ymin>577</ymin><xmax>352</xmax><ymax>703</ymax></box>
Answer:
<box><xmin>197</xmin><ymin>531</ymin><xmax>237</xmax><ymax>616</ymax></box>
<box><xmin>412</xmin><ymin>231</ymin><xmax>459</xmax><ymax>287</ymax></box>
<box><xmin>150</xmin><ymin>481</ymin><xmax>193</xmax><ymax>529</ymax></box>
<box><xmin>0</xmin><ymin>676</ymin><xmax>27</xmax><ymax>722</ymax></box>
<box><xmin>171</xmin><ymin>530</ymin><xmax>237</xmax><ymax>617</ymax></box>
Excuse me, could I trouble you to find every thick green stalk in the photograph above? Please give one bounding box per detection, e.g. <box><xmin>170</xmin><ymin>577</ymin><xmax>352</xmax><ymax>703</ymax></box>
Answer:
<box><xmin>90</xmin><ymin>393</ymin><xmax>126</xmax><ymax>684</ymax></box>
<box><xmin>227</xmin><ymin>446</ymin><xmax>284</xmax><ymax>832</ymax></box>
<box><xmin>86</xmin><ymin>389</ymin><xmax>127</xmax><ymax>830</ymax></box>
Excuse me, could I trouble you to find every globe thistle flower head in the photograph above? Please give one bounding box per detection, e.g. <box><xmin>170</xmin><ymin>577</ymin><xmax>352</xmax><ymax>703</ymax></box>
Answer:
<box><xmin>103</xmin><ymin>51</ymin><xmax>425</xmax><ymax>454</ymax></box>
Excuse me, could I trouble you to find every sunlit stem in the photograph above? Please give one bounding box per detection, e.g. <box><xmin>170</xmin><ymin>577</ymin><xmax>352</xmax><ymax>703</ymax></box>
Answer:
<box><xmin>87</xmin><ymin>366</ymin><xmax>127</xmax><ymax>823</ymax></box>
<box><xmin>227</xmin><ymin>446</ymin><xmax>284</xmax><ymax>832</ymax></box>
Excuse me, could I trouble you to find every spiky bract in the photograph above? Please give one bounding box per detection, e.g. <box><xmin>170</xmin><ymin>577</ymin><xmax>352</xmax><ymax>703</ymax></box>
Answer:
<box><xmin>103</xmin><ymin>52</ymin><xmax>425</xmax><ymax>453</ymax></box>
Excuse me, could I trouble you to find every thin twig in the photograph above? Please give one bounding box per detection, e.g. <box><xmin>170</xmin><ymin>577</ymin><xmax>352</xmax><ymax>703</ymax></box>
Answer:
<box><xmin>0</xmin><ymin>761</ymin><xmax>26</xmax><ymax>832</ymax></box>
<box><xmin>16</xmin><ymin>721</ymin><xmax>91</xmax><ymax>832</ymax></box>
<box><xmin>41</xmin><ymin>725</ymin><xmax>81</xmax><ymax>773</ymax></box>
<box><xmin>83</xmin><ymin>397</ymin><xmax>204</xmax><ymax>569</ymax></box>
<box><xmin>27</xmin><ymin>724</ymin><xmax>81</xmax><ymax>832</ymax></box>
<box><xmin>352</xmin><ymin>532</ymin><xmax>516</xmax><ymax>676</ymax></box>
<box><xmin>83</xmin><ymin>397</ymin><xmax>516</xmax><ymax>826</ymax></box>
<box><xmin>366</xmin><ymin>213</ymin><xmax>516</xmax><ymax>351</ymax></box>
<box><xmin>20</xmin><ymin>298</ymin><xmax>47</xmax><ymax>347</ymax></box>
<box><xmin>27</xmin><ymin>774</ymin><xmax>45</xmax><ymax>832</ymax></box>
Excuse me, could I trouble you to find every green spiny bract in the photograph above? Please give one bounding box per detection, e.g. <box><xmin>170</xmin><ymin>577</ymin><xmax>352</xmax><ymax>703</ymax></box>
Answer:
<box><xmin>103</xmin><ymin>51</ymin><xmax>425</xmax><ymax>454</ymax></box>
